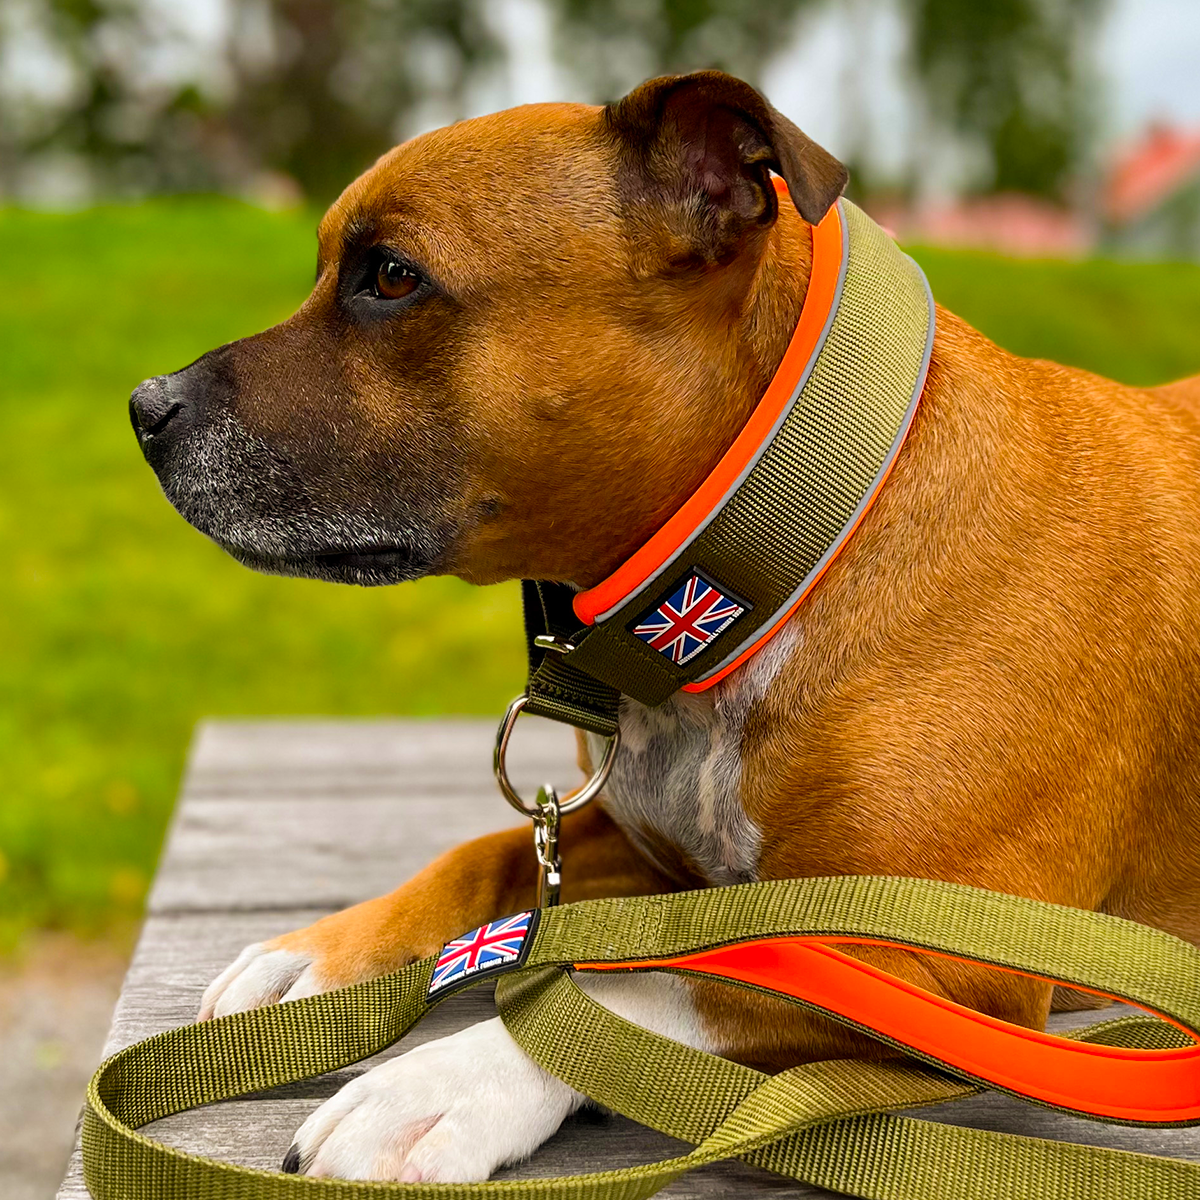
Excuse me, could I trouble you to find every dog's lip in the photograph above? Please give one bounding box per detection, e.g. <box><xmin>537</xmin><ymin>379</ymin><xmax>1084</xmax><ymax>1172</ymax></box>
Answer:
<box><xmin>223</xmin><ymin>541</ymin><xmax>413</xmax><ymax>565</ymax></box>
<box><xmin>312</xmin><ymin>544</ymin><xmax>412</xmax><ymax>569</ymax></box>
<box><xmin>217</xmin><ymin>538</ymin><xmax>437</xmax><ymax>586</ymax></box>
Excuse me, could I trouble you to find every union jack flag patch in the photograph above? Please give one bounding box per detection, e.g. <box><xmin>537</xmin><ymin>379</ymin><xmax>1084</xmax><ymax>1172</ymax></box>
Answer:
<box><xmin>632</xmin><ymin>571</ymin><xmax>749</xmax><ymax>666</ymax></box>
<box><xmin>427</xmin><ymin>910</ymin><xmax>538</xmax><ymax>999</ymax></box>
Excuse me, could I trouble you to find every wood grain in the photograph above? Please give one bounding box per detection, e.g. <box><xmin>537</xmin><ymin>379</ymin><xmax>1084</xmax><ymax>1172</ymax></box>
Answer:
<box><xmin>59</xmin><ymin>720</ymin><xmax>1200</xmax><ymax>1199</ymax></box>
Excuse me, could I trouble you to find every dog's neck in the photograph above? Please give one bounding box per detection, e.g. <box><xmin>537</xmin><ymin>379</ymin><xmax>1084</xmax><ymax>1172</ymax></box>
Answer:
<box><xmin>569</xmin><ymin>204</ymin><xmax>817</xmax><ymax>593</ymax></box>
<box><xmin>741</xmin><ymin>203</ymin><xmax>816</xmax><ymax>398</ymax></box>
<box><xmin>549</xmin><ymin>197</ymin><xmax>932</xmax><ymax>712</ymax></box>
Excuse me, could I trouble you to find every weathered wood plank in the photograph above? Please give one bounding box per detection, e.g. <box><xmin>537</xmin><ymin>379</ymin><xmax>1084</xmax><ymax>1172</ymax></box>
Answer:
<box><xmin>60</xmin><ymin>720</ymin><xmax>1200</xmax><ymax>1200</ymax></box>
<box><xmin>148</xmin><ymin>795</ymin><xmax>521</xmax><ymax>913</ymax></box>
<box><xmin>150</xmin><ymin>717</ymin><xmax>579</xmax><ymax>914</ymax></box>
<box><xmin>184</xmin><ymin>719</ymin><xmax>580</xmax><ymax>798</ymax></box>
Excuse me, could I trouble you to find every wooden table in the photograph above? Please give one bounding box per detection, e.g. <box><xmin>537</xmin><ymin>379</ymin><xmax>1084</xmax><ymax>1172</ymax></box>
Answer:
<box><xmin>59</xmin><ymin>720</ymin><xmax>1200</xmax><ymax>1198</ymax></box>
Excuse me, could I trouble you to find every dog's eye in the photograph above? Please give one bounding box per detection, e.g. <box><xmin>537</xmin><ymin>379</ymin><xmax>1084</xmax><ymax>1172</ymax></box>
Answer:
<box><xmin>374</xmin><ymin>259</ymin><xmax>419</xmax><ymax>300</ymax></box>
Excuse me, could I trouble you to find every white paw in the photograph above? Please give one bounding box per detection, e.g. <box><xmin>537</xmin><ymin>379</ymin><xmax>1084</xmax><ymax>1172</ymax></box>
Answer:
<box><xmin>198</xmin><ymin>943</ymin><xmax>328</xmax><ymax>1020</ymax></box>
<box><xmin>283</xmin><ymin>1018</ymin><xmax>583</xmax><ymax>1182</ymax></box>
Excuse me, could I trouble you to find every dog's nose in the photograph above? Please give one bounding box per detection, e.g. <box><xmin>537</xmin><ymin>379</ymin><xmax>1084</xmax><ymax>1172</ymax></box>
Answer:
<box><xmin>130</xmin><ymin>375</ymin><xmax>185</xmax><ymax>445</ymax></box>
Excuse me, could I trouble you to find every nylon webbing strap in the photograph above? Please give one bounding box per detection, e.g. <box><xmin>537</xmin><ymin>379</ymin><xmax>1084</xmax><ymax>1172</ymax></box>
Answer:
<box><xmin>497</xmin><ymin>968</ymin><xmax>1199</xmax><ymax>1200</ymax></box>
<box><xmin>529</xmin><ymin>200</ymin><xmax>934</xmax><ymax>711</ymax></box>
<box><xmin>522</xmin><ymin>580</ymin><xmax>620</xmax><ymax>737</ymax></box>
<box><xmin>82</xmin><ymin>876</ymin><xmax>1200</xmax><ymax>1200</ymax></box>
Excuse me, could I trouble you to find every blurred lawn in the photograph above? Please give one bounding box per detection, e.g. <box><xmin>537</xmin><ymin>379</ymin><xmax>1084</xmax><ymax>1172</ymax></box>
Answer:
<box><xmin>1</xmin><ymin>198</ymin><xmax>1198</xmax><ymax>952</ymax></box>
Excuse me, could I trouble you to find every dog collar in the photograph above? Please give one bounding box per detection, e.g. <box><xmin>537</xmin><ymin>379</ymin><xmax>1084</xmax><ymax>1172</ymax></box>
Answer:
<box><xmin>521</xmin><ymin>194</ymin><xmax>934</xmax><ymax>735</ymax></box>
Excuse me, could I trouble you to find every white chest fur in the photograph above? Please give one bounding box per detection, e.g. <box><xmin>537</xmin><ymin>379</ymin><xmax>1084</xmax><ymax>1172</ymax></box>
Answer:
<box><xmin>585</xmin><ymin>621</ymin><xmax>800</xmax><ymax>886</ymax></box>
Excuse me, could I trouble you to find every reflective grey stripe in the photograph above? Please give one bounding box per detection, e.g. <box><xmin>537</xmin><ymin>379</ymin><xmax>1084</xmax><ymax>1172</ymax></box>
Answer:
<box><xmin>691</xmin><ymin>265</ymin><xmax>936</xmax><ymax>683</ymax></box>
<box><xmin>592</xmin><ymin>201</ymin><xmax>852</xmax><ymax>626</ymax></box>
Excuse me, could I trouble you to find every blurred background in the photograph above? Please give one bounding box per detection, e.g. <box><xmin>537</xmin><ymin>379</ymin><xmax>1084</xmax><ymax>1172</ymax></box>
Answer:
<box><xmin>1</xmin><ymin>1</ymin><xmax>1199</xmax><ymax>1194</ymax></box>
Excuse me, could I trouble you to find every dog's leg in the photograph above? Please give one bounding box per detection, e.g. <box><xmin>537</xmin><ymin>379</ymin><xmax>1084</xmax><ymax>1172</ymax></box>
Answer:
<box><xmin>199</xmin><ymin>804</ymin><xmax>671</xmax><ymax>1019</ymax></box>
<box><xmin>283</xmin><ymin>971</ymin><xmax>714</xmax><ymax>1182</ymax></box>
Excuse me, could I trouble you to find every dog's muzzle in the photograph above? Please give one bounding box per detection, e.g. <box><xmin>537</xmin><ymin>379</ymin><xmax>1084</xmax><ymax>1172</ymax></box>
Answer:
<box><xmin>127</xmin><ymin>358</ymin><xmax>454</xmax><ymax>588</ymax></box>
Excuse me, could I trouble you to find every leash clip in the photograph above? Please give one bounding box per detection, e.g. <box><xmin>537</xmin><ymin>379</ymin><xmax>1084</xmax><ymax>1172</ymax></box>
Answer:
<box><xmin>493</xmin><ymin>694</ymin><xmax>620</xmax><ymax>817</ymax></box>
<box><xmin>532</xmin><ymin>784</ymin><xmax>561</xmax><ymax>908</ymax></box>
<box><xmin>533</xmin><ymin>633</ymin><xmax>577</xmax><ymax>655</ymax></box>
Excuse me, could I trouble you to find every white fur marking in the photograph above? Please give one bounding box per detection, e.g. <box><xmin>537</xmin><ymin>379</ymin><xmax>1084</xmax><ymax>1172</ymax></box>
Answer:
<box><xmin>293</xmin><ymin>1018</ymin><xmax>583</xmax><ymax>1181</ymax></box>
<box><xmin>289</xmin><ymin>972</ymin><xmax>711</xmax><ymax>1182</ymax></box>
<box><xmin>199</xmin><ymin>943</ymin><xmax>315</xmax><ymax>1020</ymax></box>
<box><xmin>588</xmin><ymin>617</ymin><xmax>802</xmax><ymax>885</ymax></box>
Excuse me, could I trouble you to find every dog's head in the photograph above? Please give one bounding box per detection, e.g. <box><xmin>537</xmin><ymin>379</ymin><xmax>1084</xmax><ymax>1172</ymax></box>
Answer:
<box><xmin>131</xmin><ymin>71</ymin><xmax>846</xmax><ymax>588</ymax></box>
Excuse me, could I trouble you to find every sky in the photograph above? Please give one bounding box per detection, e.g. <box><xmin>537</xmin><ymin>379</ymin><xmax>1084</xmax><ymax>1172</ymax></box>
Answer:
<box><xmin>1100</xmin><ymin>0</ymin><xmax>1200</xmax><ymax>135</ymax></box>
<box><xmin>761</xmin><ymin>0</ymin><xmax>1200</xmax><ymax>146</ymax></box>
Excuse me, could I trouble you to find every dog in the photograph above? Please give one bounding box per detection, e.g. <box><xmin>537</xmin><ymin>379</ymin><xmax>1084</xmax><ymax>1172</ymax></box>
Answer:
<box><xmin>129</xmin><ymin>69</ymin><xmax>1200</xmax><ymax>1183</ymax></box>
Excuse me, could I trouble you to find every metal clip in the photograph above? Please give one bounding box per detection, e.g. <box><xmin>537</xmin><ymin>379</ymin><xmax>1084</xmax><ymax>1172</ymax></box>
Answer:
<box><xmin>533</xmin><ymin>633</ymin><xmax>577</xmax><ymax>655</ymax></box>
<box><xmin>532</xmin><ymin>784</ymin><xmax>562</xmax><ymax>908</ymax></box>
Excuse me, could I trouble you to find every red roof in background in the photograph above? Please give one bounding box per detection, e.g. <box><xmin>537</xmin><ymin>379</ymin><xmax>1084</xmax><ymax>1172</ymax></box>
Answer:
<box><xmin>1106</xmin><ymin>123</ymin><xmax>1200</xmax><ymax>223</ymax></box>
<box><xmin>869</xmin><ymin>195</ymin><xmax>1089</xmax><ymax>257</ymax></box>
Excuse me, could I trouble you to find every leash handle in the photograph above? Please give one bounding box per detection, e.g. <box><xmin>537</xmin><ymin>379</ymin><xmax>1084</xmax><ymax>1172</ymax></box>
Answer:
<box><xmin>498</xmin><ymin>966</ymin><xmax>1199</xmax><ymax>1200</ymax></box>
<box><xmin>82</xmin><ymin>876</ymin><xmax>1200</xmax><ymax>1200</ymax></box>
<box><xmin>577</xmin><ymin>935</ymin><xmax>1200</xmax><ymax>1125</ymax></box>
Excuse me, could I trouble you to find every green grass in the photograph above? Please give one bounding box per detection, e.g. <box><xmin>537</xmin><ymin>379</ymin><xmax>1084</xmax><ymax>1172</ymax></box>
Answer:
<box><xmin>1</xmin><ymin>199</ymin><xmax>1199</xmax><ymax>951</ymax></box>
<box><xmin>0</xmin><ymin>198</ymin><xmax>528</xmax><ymax>951</ymax></box>
<box><xmin>909</xmin><ymin>245</ymin><xmax>1200</xmax><ymax>387</ymax></box>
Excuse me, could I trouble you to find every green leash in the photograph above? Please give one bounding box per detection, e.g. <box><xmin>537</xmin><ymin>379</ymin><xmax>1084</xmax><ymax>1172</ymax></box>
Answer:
<box><xmin>82</xmin><ymin>876</ymin><xmax>1200</xmax><ymax>1198</ymax></box>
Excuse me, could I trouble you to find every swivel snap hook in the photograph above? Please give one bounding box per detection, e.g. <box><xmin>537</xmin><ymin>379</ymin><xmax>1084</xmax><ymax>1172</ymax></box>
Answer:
<box><xmin>532</xmin><ymin>784</ymin><xmax>561</xmax><ymax>909</ymax></box>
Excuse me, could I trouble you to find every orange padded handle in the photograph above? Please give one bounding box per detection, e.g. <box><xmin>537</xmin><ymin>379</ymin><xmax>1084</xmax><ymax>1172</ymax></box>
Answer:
<box><xmin>577</xmin><ymin>935</ymin><xmax>1200</xmax><ymax>1125</ymax></box>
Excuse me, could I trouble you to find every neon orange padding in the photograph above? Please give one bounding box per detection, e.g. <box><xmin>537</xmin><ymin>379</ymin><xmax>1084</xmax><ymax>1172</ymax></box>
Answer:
<box><xmin>573</xmin><ymin>187</ymin><xmax>844</xmax><ymax>626</ymax></box>
<box><xmin>576</xmin><ymin>937</ymin><xmax>1200</xmax><ymax>1124</ymax></box>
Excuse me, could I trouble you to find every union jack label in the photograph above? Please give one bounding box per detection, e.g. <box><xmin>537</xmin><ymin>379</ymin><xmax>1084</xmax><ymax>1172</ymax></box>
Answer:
<box><xmin>631</xmin><ymin>570</ymin><xmax>749</xmax><ymax>666</ymax></box>
<box><xmin>427</xmin><ymin>910</ymin><xmax>538</xmax><ymax>999</ymax></box>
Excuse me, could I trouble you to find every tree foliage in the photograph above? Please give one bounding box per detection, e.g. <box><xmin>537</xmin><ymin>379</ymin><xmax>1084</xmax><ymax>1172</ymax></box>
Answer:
<box><xmin>548</xmin><ymin>0</ymin><xmax>818</xmax><ymax>100</ymax></box>
<box><xmin>222</xmin><ymin>0</ymin><xmax>504</xmax><ymax>200</ymax></box>
<box><xmin>0</xmin><ymin>0</ymin><xmax>504</xmax><ymax>200</ymax></box>
<box><xmin>0</xmin><ymin>0</ymin><xmax>1101</xmax><ymax>203</ymax></box>
<box><xmin>903</xmin><ymin>0</ymin><xmax>1103</xmax><ymax>197</ymax></box>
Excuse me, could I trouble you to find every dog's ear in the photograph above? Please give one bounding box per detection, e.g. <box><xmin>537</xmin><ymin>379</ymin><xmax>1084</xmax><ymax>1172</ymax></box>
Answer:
<box><xmin>604</xmin><ymin>70</ymin><xmax>848</xmax><ymax>267</ymax></box>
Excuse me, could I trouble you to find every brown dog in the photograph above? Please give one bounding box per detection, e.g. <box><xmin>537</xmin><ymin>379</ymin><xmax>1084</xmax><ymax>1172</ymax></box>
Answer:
<box><xmin>130</xmin><ymin>70</ymin><xmax>1200</xmax><ymax>1182</ymax></box>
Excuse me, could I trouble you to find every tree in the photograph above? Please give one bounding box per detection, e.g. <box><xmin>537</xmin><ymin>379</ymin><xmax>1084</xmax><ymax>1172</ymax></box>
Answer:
<box><xmin>546</xmin><ymin>0</ymin><xmax>819</xmax><ymax>101</ymax></box>
<box><xmin>0</xmin><ymin>0</ymin><xmax>504</xmax><ymax>202</ymax></box>
<box><xmin>0</xmin><ymin>0</ymin><xmax>1103</xmax><ymax>204</ymax></box>
<box><xmin>902</xmin><ymin>0</ymin><xmax>1103</xmax><ymax>199</ymax></box>
<box><xmin>221</xmin><ymin>0</ymin><xmax>504</xmax><ymax>201</ymax></box>
<box><xmin>547</xmin><ymin>0</ymin><xmax>1103</xmax><ymax>201</ymax></box>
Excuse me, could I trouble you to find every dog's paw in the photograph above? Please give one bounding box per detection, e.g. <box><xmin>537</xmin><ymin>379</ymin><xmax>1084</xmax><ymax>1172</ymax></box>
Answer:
<box><xmin>199</xmin><ymin>897</ymin><xmax>429</xmax><ymax>1020</ymax></box>
<box><xmin>198</xmin><ymin>941</ymin><xmax>328</xmax><ymax>1020</ymax></box>
<box><xmin>283</xmin><ymin>1017</ymin><xmax>583</xmax><ymax>1182</ymax></box>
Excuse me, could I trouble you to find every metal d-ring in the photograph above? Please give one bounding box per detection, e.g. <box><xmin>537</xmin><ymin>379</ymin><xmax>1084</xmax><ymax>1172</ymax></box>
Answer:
<box><xmin>493</xmin><ymin>694</ymin><xmax>620</xmax><ymax>818</ymax></box>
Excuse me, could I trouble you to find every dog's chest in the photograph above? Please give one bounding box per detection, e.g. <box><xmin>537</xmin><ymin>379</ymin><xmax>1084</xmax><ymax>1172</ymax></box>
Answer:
<box><xmin>584</xmin><ymin>622</ymin><xmax>800</xmax><ymax>887</ymax></box>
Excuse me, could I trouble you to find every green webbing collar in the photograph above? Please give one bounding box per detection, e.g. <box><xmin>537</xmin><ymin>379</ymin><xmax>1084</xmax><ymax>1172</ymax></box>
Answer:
<box><xmin>82</xmin><ymin>876</ymin><xmax>1200</xmax><ymax>1198</ymax></box>
<box><xmin>522</xmin><ymin>199</ymin><xmax>933</xmax><ymax>732</ymax></box>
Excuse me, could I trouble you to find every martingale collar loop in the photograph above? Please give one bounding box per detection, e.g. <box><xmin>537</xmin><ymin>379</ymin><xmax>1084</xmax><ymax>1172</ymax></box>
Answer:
<box><xmin>522</xmin><ymin>193</ymin><xmax>934</xmax><ymax>718</ymax></box>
